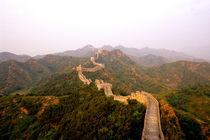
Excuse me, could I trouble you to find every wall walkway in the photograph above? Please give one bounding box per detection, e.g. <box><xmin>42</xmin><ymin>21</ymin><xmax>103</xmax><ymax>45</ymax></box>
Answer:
<box><xmin>76</xmin><ymin>49</ymin><xmax>164</xmax><ymax>140</ymax></box>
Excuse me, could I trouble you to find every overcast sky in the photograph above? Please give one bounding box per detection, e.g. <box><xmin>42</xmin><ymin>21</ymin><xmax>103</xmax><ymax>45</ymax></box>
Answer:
<box><xmin>0</xmin><ymin>0</ymin><xmax>210</xmax><ymax>58</ymax></box>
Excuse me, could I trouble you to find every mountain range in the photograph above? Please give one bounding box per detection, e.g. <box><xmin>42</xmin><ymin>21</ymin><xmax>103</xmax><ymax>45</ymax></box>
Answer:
<box><xmin>0</xmin><ymin>48</ymin><xmax>209</xmax><ymax>139</ymax></box>
<box><xmin>0</xmin><ymin>52</ymin><xmax>31</xmax><ymax>63</ymax></box>
<box><xmin>0</xmin><ymin>45</ymin><xmax>207</xmax><ymax>67</ymax></box>
<box><xmin>1</xmin><ymin>49</ymin><xmax>209</xmax><ymax>95</ymax></box>
<box><xmin>0</xmin><ymin>55</ymin><xmax>87</xmax><ymax>94</ymax></box>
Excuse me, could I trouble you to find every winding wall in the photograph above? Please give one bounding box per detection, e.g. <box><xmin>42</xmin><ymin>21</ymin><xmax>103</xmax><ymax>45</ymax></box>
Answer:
<box><xmin>141</xmin><ymin>92</ymin><xmax>164</xmax><ymax>140</ymax></box>
<box><xmin>76</xmin><ymin>49</ymin><xmax>164</xmax><ymax>140</ymax></box>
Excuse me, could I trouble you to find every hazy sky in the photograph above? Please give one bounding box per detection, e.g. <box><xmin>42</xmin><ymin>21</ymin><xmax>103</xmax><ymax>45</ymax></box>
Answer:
<box><xmin>0</xmin><ymin>0</ymin><xmax>210</xmax><ymax>58</ymax></box>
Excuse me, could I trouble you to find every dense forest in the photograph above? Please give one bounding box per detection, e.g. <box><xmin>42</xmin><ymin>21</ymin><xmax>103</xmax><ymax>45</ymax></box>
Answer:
<box><xmin>0</xmin><ymin>83</ymin><xmax>146</xmax><ymax>139</ymax></box>
<box><xmin>158</xmin><ymin>85</ymin><xmax>210</xmax><ymax>140</ymax></box>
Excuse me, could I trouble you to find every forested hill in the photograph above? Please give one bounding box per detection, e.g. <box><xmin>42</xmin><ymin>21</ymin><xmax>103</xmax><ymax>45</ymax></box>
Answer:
<box><xmin>0</xmin><ymin>52</ymin><xmax>31</xmax><ymax>63</ymax></box>
<box><xmin>146</xmin><ymin>61</ymin><xmax>210</xmax><ymax>88</ymax></box>
<box><xmin>0</xmin><ymin>49</ymin><xmax>209</xmax><ymax>95</ymax></box>
<box><xmin>0</xmin><ymin>83</ymin><xmax>146</xmax><ymax>139</ymax></box>
<box><xmin>0</xmin><ymin>48</ymin><xmax>209</xmax><ymax>139</ymax></box>
<box><xmin>157</xmin><ymin>84</ymin><xmax>210</xmax><ymax>140</ymax></box>
<box><xmin>0</xmin><ymin>55</ymin><xmax>87</xmax><ymax>94</ymax></box>
<box><xmin>83</xmin><ymin>49</ymin><xmax>210</xmax><ymax>94</ymax></box>
<box><xmin>83</xmin><ymin>49</ymin><xmax>167</xmax><ymax>94</ymax></box>
<box><xmin>131</xmin><ymin>54</ymin><xmax>170</xmax><ymax>67</ymax></box>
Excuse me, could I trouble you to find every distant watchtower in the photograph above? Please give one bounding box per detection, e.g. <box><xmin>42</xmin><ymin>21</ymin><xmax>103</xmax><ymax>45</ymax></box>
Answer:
<box><xmin>96</xmin><ymin>48</ymin><xmax>103</xmax><ymax>59</ymax></box>
<box><xmin>76</xmin><ymin>64</ymin><xmax>82</xmax><ymax>71</ymax></box>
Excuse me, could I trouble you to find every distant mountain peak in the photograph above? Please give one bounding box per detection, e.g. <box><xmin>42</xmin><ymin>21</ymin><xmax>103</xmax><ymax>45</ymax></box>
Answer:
<box><xmin>101</xmin><ymin>45</ymin><xmax>114</xmax><ymax>50</ymax></box>
<box><xmin>83</xmin><ymin>44</ymin><xmax>95</xmax><ymax>49</ymax></box>
<box><xmin>115</xmin><ymin>45</ymin><xmax>126</xmax><ymax>49</ymax></box>
<box><xmin>53</xmin><ymin>45</ymin><xmax>97</xmax><ymax>57</ymax></box>
<box><xmin>137</xmin><ymin>54</ymin><xmax>170</xmax><ymax>67</ymax></box>
<box><xmin>99</xmin><ymin>49</ymin><xmax>126</xmax><ymax>57</ymax></box>
<box><xmin>0</xmin><ymin>52</ymin><xmax>31</xmax><ymax>63</ymax></box>
<box><xmin>110</xmin><ymin>49</ymin><xmax>126</xmax><ymax>57</ymax></box>
<box><xmin>1</xmin><ymin>45</ymin><xmax>206</xmax><ymax>64</ymax></box>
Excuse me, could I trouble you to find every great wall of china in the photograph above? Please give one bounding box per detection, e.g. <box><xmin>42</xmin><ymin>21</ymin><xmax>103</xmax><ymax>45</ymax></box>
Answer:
<box><xmin>76</xmin><ymin>49</ymin><xmax>164</xmax><ymax>140</ymax></box>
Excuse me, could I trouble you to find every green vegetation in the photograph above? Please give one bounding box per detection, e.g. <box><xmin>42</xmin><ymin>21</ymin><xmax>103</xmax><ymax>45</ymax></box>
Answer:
<box><xmin>166</xmin><ymin>85</ymin><xmax>210</xmax><ymax>123</ymax></box>
<box><xmin>146</xmin><ymin>61</ymin><xmax>210</xmax><ymax>89</ymax></box>
<box><xmin>83</xmin><ymin>50</ymin><xmax>168</xmax><ymax>94</ymax></box>
<box><xmin>175</xmin><ymin>110</ymin><xmax>204</xmax><ymax>140</ymax></box>
<box><xmin>159</xmin><ymin>84</ymin><xmax>210</xmax><ymax>139</ymax></box>
<box><xmin>134</xmin><ymin>54</ymin><xmax>169</xmax><ymax>67</ymax></box>
<box><xmin>0</xmin><ymin>56</ymin><xmax>87</xmax><ymax>94</ymax></box>
<box><xmin>0</xmin><ymin>84</ymin><xmax>146</xmax><ymax>139</ymax></box>
<box><xmin>84</xmin><ymin>50</ymin><xmax>210</xmax><ymax>95</ymax></box>
<box><xmin>1</xmin><ymin>50</ymin><xmax>210</xmax><ymax>95</ymax></box>
<box><xmin>166</xmin><ymin>92</ymin><xmax>189</xmax><ymax>111</ymax></box>
<box><xmin>179</xmin><ymin>84</ymin><xmax>210</xmax><ymax>97</ymax></box>
<box><xmin>0</xmin><ymin>49</ymin><xmax>210</xmax><ymax>139</ymax></box>
<box><xmin>31</xmin><ymin>71</ymin><xmax>83</xmax><ymax>96</ymax></box>
<box><xmin>0</xmin><ymin>95</ymin><xmax>43</xmax><ymax>139</ymax></box>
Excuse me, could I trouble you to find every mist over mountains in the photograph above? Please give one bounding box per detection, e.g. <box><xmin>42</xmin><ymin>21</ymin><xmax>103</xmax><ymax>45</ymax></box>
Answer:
<box><xmin>1</xmin><ymin>48</ymin><xmax>209</xmax><ymax>95</ymax></box>
<box><xmin>0</xmin><ymin>52</ymin><xmax>31</xmax><ymax>63</ymax></box>
<box><xmin>0</xmin><ymin>46</ymin><xmax>209</xmax><ymax>139</ymax></box>
<box><xmin>1</xmin><ymin>0</ymin><xmax>210</xmax><ymax>139</ymax></box>
<box><xmin>0</xmin><ymin>45</ymin><xmax>207</xmax><ymax>67</ymax></box>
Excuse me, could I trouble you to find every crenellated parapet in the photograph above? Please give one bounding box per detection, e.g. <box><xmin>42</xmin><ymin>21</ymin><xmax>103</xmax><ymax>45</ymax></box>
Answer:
<box><xmin>78</xmin><ymin>71</ymin><xmax>92</xmax><ymax>85</ymax></box>
<box><xmin>90</xmin><ymin>57</ymin><xmax>105</xmax><ymax>68</ymax></box>
<box><xmin>96</xmin><ymin>48</ymin><xmax>103</xmax><ymax>59</ymax></box>
<box><xmin>76</xmin><ymin>49</ymin><xmax>164</xmax><ymax>140</ymax></box>
<box><xmin>140</xmin><ymin>92</ymin><xmax>164</xmax><ymax>140</ymax></box>
<box><xmin>76</xmin><ymin>52</ymin><xmax>105</xmax><ymax>85</ymax></box>
<box><xmin>95</xmin><ymin>79</ymin><xmax>113</xmax><ymax>96</ymax></box>
<box><xmin>76</xmin><ymin>64</ymin><xmax>82</xmax><ymax>71</ymax></box>
<box><xmin>113</xmin><ymin>91</ymin><xmax>147</xmax><ymax>105</ymax></box>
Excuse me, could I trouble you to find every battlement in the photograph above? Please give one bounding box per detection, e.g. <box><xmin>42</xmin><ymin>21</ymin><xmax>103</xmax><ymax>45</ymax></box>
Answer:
<box><xmin>96</xmin><ymin>48</ymin><xmax>103</xmax><ymax>58</ymax></box>
<box><xmin>78</xmin><ymin>71</ymin><xmax>92</xmax><ymax>85</ymax></box>
<box><xmin>76</xmin><ymin>64</ymin><xmax>82</xmax><ymax>71</ymax></box>
<box><xmin>75</xmin><ymin>49</ymin><xmax>164</xmax><ymax>140</ymax></box>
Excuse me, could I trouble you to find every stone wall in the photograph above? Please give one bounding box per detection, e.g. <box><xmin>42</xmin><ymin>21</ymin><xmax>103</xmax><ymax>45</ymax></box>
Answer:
<box><xmin>113</xmin><ymin>92</ymin><xmax>147</xmax><ymax>105</ymax></box>
<box><xmin>91</xmin><ymin>57</ymin><xmax>105</xmax><ymax>68</ymax></box>
<box><xmin>141</xmin><ymin>91</ymin><xmax>164</xmax><ymax>140</ymax></box>
<box><xmin>95</xmin><ymin>79</ymin><xmax>113</xmax><ymax>96</ymax></box>
<box><xmin>76</xmin><ymin>49</ymin><xmax>164</xmax><ymax>140</ymax></box>
<box><xmin>81</xmin><ymin>66</ymin><xmax>103</xmax><ymax>72</ymax></box>
<box><xmin>78</xmin><ymin>71</ymin><xmax>92</xmax><ymax>85</ymax></box>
